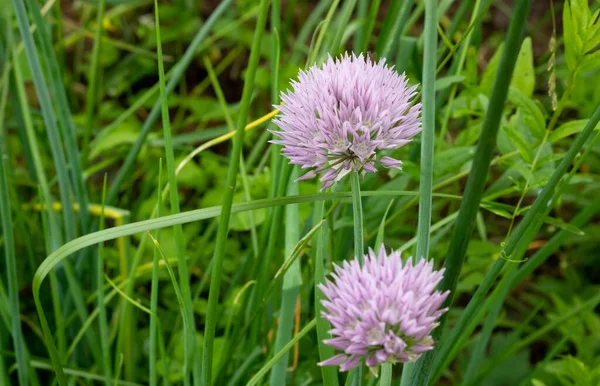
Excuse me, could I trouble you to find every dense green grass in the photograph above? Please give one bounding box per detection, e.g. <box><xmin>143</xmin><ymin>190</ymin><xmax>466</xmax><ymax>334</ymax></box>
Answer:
<box><xmin>1</xmin><ymin>0</ymin><xmax>600</xmax><ymax>385</ymax></box>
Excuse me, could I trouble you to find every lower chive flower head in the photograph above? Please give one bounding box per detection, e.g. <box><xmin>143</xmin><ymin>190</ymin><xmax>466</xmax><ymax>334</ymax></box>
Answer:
<box><xmin>271</xmin><ymin>52</ymin><xmax>421</xmax><ymax>190</ymax></box>
<box><xmin>318</xmin><ymin>245</ymin><xmax>449</xmax><ymax>371</ymax></box>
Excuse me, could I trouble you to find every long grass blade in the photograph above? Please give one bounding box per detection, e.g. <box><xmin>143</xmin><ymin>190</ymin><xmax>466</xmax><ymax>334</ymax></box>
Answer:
<box><xmin>414</xmin><ymin>0</ymin><xmax>438</xmax><ymax>263</ymax></box>
<box><xmin>82</xmin><ymin>0</ymin><xmax>107</xmax><ymax>168</ymax></box>
<box><xmin>23</xmin><ymin>0</ymin><xmax>90</xmax><ymax>233</ymax></box>
<box><xmin>13</xmin><ymin>0</ymin><xmax>102</xmax><ymax>379</ymax></box>
<box><xmin>97</xmin><ymin>175</ymin><xmax>112</xmax><ymax>384</ymax></box>
<box><xmin>0</xmin><ymin>46</ymin><xmax>29</xmax><ymax>386</ymax></box>
<box><xmin>409</xmin><ymin>2</ymin><xmax>531</xmax><ymax>385</ymax></box>
<box><xmin>314</xmin><ymin>200</ymin><xmax>340</xmax><ymax>386</ymax></box>
<box><xmin>201</xmin><ymin>0</ymin><xmax>270</xmax><ymax>384</ymax></box>
<box><xmin>149</xmin><ymin>161</ymin><xmax>163</xmax><ymax>386</ymax></box>
<box><xmin>32</xmin><ymin>189</ymin><xmax>489</xmax><ymax>287</ymax></box>
<box><xmin>11</xmin><ymin>0</ymin><xmax>75</xmax><ymax>248</ymax></box>
<box><xmin>401</xmin><ymin>0</ymin><xmax>438</xmax><ymax>383</ymax></box>
<box><xmin>153</xmin><ymin>2</ymin><xmax>196</xmax><ymax>384</ymax></box>
<box><xmin>269</xmin><ymin>167</ymin><xmax>302</xmax><ymax>384</ymax></box>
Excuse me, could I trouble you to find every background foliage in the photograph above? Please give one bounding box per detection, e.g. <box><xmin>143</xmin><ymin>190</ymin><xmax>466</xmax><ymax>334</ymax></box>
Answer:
<box><xmin>0</xmin><ymin>0</ymin><xmax>599</xmax><ymax>385</ymax></box>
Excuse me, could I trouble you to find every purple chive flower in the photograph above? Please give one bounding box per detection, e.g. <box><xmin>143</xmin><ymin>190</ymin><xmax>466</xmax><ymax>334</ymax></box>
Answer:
<box><xmin>271</xmin><ymin>52</ymin><xmax>421</xmax><ymax>190</ymax></box>
<box><xmin>318</xmin><ymin>246</ymin><xmax>449</xmax><ymax>371</ymax></box>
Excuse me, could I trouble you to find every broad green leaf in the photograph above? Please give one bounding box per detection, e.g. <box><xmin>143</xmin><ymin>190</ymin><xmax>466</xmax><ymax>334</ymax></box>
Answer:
<box><xmin>583</xmin><ymin>23</ymin><xmax>600</xmax><ymax>53</ymax></box>
<box><xmin>503</xmin><ymin>120</ymin><xmax>533</xmax><ymax>163</ymax></box>
<box><xmin>435</xmin><ymin>75</ymin><xmax>465</xmax><ymax>92</ymax></box>
<box><xmin>174</xmin><ymin>159</ymin><xmax>208</xmax><ymax>191</ymax></box>
<box><xmin>563</xmin><ymin>0</ymin><xmax>578</xmax><ymax>71</ymax></box>
<box><xmin>480</xmin><ymin>202</ymin><xmax>513</xmax><ymax>219</ymax></box>
<box><xmin>580</xmin><ymin>50</ymin><xmax>600</xmax><ymax>72</ymax></box>
<box><xmin>433</xmin><ymin>146</ymin><xmax>475</xmax><ymax>176</ymax></box>
<box><xmin>481</xmin><ymin>38</ymin><xmax>535</xmax><ymax>97</ymax></box>
<box><xmin>549</xmin><ymin>119</ymin><xmax>600</xmax><ymax>142</ymax></box>
<box><xmin>89</xmin><ymin>122</ymin><xmax>141</xmax><ymax>160</ymax></box>
<box><xmin>511</xmin><ymin>38</ymin><xmax>535</xmax><ymax>97</ymax></box>
<box><xmin>508</xmin><ymin>87</ymin><xmax>546</xmax><ymax>139</ymax></box>
<box><xmin>230</xmin><ymin>193</ymin><xmax>267</xmax><ymax>231</ymax></box>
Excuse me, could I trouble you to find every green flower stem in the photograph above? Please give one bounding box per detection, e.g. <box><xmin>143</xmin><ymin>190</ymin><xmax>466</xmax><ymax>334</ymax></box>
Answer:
<box><xmin>410</xmin><ymin>2</ymin><xmax>531</xmax><ymax>385</ymax></box>
<box><xmin>200</xmin><ymin>0</ymin><xmax>270</xmax><ymax>384</ymax></box>
<box><xmin>350</xmin><ymin>172</ymin><xmax>364</xmax><ymax>385</ymax></box>
<box><xmin>380</xmin><ymin>363</ymin><xmax>393</xmax><ymax>386</ymax></box>
<box><xmin>351</xmin><ymin>173</ymin><xmax>365</xmax><ymax>264</ymax></box>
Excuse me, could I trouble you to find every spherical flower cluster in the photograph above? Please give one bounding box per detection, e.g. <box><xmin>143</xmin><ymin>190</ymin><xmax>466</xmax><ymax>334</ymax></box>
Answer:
<box><xmin>318</xmin><ymin>246</ymin><xmax>449</xmax><ymax>371</ymax></box>
<box><xmin>271</xmin><ymin>53</ymin><xmax>421</xmax><ymax>190</ymax></box>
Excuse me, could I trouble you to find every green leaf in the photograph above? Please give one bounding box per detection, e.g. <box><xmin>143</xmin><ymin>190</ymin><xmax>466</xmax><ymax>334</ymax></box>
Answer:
<box><xmin>433</xmin><ymin>146</ymin><xmax>476</xmax><ymax>176</ymax></box>
<box><xmin>531</xmin><ymin>379</ymin><xmax>547</xmax><ymax>386</ymax></box>
<box><xmin>481</xmin><ymin>38</ymin><xmax>535</xmax><ymax>97</ymax></box>
<box><xmin>563</xmin><ymin>0</ymin><xmax>580</xmax><ymax>71</ymax></box>
<box><xmin>583</xmin><ymin>23</ymin><xmax>600</xmax><ymax>53</ymax></box>
<box><xmin>435</xmin><ymin>75</ymin><xmax>465</xmax><ymax>91</ymax></box>
<box><xmin>549</xmin><ymin>119</ymin><xmax>600</xmax><ymax>142</ymax></box>
<box><xmin>89</xmin><ymin>122</ymin><xmax>141</xmax><ymax>160</ymax></box>
<box><xmin>541</xmin><ymin>215</ymin><xmax>585</xmax><ymax>236</ymax></box>
<box><xmin>580</xmin><ymin>50</ymin><xmax>600</xmax><ymax>72</ymax></box>
<box><xmin>511</xmin><ymin>38</ymin><xmax>535</xmax><ymax>97</ymax></box>
<box><xmin>508</xmin><ymin>87</ymin><xmax>546</xmax><ymax>139</ymax></box>
<box><xmin>503</xmin><ymin>119</ymin><xmax>533</xmax><ymax>163</ymax></box>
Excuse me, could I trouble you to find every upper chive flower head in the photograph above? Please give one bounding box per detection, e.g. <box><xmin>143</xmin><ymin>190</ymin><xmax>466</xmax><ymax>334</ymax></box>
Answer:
<box><xmin>318</xmin><ymin>246</ymin><xmax>449</xmax><ymax>371</ymax></box>
<box><xmin>271</xmin><ymin>52</ymin><xmax>421</xmax><ymax>190</ymax></box>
